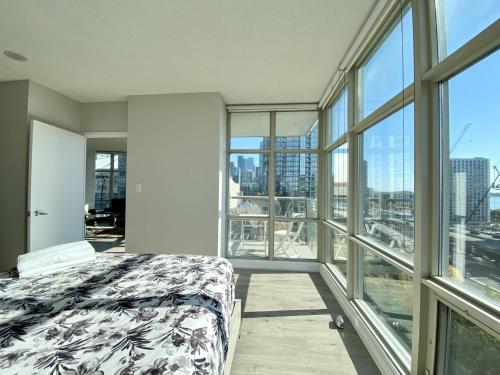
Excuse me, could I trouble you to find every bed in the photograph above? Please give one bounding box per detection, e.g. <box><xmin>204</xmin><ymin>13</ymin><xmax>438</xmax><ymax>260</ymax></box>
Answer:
<box><xmin>0</xmin><ymin>252</ymin><xmax>240</xmax><ymax>375</ymax></box>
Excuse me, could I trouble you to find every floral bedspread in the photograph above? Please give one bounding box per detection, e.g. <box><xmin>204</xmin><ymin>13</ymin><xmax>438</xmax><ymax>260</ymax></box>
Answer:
<box><xmin>0</xmin><ymin>253</ymin><xmax>235</xmax><ymax>375</ymax></box>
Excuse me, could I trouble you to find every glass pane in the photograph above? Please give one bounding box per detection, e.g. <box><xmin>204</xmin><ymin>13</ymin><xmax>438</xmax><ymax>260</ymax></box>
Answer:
<box><xmin>229</xmin><ymin>154</ymin><xmax>269</xmax><ymax>216</ymax></box>
<box><xmin>112</xmin><ymin>171</ymin><xmax>127</xmax><ymax>199</ymax></box>
<box><xmin>114</xmin><ymin>153</ymin><xmax>127</xmax><ymax>170</ymax></box>
<box><xmin>329</xmin><ymin>87</ymin><xmax>348</xmax><ymax>144</ymax></box>
<box><xmin>274</xmin><ymin>221</ymin><xmax>317</xmax><ymax>259</ymax></box>
<box><xmin>436</xmin><ymin>0</ymin><xmax>500</xmax><ymax>59</ymax></box>
<box><xmin>230</xmin><ymin>112</ymin><xmax>270</xmax><ymax>149</ymax></box>
<box><xmin>360</xmin><ymin>104</ymin><xmax>415</xmax><ymax>261</ymax></box>
<box><xmin>228</xmin><ymin>219</ymin><xmax>268</xmax><ymax>258</ymax></box>
<box><xmin>95</xmin><ymin>153</ymin><xmax>111</xmax><ymax>170</ymax></box>
<box><xmin>361</xmin><ymin>246</ymin><xmax>413</xmax><ymax>352</ymax></box>
<box><xmin>95</xmin><ymin>171</ymin><xmax>111</xmax><ymax>210</ymax></box>
<box><xmin>358</xmin><ymin>5</ymin><xmax>413</xmax><ymax>119</ymax></box>
<box><xmin>437</xmin><ymin>304</ymin><xmax>500</xmax><ymax>375</ymax></box>
<box><xmin>327</xmin><ymin>227</ymin><xmax>348</xmax><ymax>281</ymax></box>
<box><xmin>329</xmin><ymin>143</ymin><xmax>349</xmax><ymax>227</ymax></box>
<box><xmin>275</xmin><ymin>111</ymin><xmax>318</xmax><ymax>150</ymax></box>
<box><xmin>275</xmin><ymin>153</ymin><xmax>318</xmax><ymax>218</ymax></box>
<box><xmin>441</xmin><ymin>50</ymin><xmax>500</xmax><ymax>306</ymax></box>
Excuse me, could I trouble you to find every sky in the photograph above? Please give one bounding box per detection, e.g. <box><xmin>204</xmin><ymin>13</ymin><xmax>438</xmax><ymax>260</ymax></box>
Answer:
<box><xmin>230</xmin><ymin>1</ymin><xmax>500</xmax><ymax>192</ymax></box>
<box><xmin>442</xmin><ymin>0</ymin><xmax>500</xmax><ymax>186</ymax></box>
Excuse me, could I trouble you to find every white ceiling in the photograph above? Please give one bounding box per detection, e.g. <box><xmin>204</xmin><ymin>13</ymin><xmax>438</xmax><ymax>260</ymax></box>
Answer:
<box><xmin>0</xmin><ymin>0</ymin><xmax>376</xmax><ymax>104</ymax></box>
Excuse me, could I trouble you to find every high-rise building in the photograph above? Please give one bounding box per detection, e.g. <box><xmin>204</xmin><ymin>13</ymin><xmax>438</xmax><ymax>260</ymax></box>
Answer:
<box><xmin>244</xmin><ymin>158</ymin><xmax>254</xmax><ymax>171</ymax></box>
<box><xmin>237</xmin><ymin>155</ymin><xmax>245</xmax><ymax>171</ymax></box>
<box><xmin>450</xmin><ymin>158</ymin><xmax>490</xmax><ymax>225</ymax></box>
<box><xmin>274</xmin><ymin>126</ymin><xmax>318</xmax><ymax>199</ymax></box>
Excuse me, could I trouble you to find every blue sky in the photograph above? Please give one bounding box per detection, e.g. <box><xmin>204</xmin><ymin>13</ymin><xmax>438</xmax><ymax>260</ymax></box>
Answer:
<box><xmin>444</xmin><ymin>0</ymin><xmax>500</xmax><ymax>186</ymax></box>
<box><xmin>231</xmin><ymin>1</ymin><xmax>500</xmax><ymax>191</ymax></box>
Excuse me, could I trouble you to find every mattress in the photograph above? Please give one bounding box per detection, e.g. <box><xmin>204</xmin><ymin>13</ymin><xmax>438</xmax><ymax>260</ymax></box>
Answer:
<box><xmin>0</xmin><ymin>252</ymin><xmax>235</xmax><ymax>375</ymax></box>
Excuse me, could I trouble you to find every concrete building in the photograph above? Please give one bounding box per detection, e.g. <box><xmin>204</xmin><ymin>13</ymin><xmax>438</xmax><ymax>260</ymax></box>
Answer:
<box><xmin>450</xmin><ymin>158</ymin><xmax>490</xmax><ymax>225</ymax></box>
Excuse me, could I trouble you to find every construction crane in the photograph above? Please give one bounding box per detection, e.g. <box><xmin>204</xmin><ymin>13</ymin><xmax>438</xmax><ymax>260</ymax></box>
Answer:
<box><xmin>449</xmin><ymin>123</ymin><xmax>472</xmax><ymax>155</ymax></box>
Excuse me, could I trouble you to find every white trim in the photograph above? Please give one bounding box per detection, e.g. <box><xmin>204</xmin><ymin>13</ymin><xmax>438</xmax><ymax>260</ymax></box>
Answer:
<box><xmin>84</xmin><ymin>132</ymin><xmax>128</xmax><ymax>138</ymax></box>
<box><xmin>320</xmin><ymin>265</ymin><xmax>402</xmax><ymax>375</ymax></box>
<box><xmin>422</xmin><ymin>19</ymin><xmax>500</xmax><ymax>83</ymax></box>
<box><xmin>229</xmin><ymin>258</ymin><xmax>320</xmax><ymax>272</ymax></box>
<box><xmin>422</xmin><ymin>278</ymin><xmax>500</xmax><ymax>334</ymax></box>
<box><xmin>226</xmin><ymin>103</ymin><xmax>318</xmax><ymax>112</ymax></box>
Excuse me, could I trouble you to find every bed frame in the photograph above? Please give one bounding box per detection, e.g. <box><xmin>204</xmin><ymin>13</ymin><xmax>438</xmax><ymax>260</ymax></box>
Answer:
<box><xmin>224</xmin><ymin>299</ymin><xmax>242</xmax><ymax>375</ymax></box>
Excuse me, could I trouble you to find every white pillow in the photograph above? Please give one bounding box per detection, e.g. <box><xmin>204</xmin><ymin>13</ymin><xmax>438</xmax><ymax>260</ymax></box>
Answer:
<box><xmin>18</xmin><ymin>240</ymin><xmax>96</xmax><ymax>278</ymax></box>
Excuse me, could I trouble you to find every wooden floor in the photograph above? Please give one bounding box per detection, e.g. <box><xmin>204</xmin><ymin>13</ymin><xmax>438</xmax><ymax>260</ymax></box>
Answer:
<box><xmin>86</xmin><ymin>235</ymin><xmax>126</xmax><ymax>253</ymax></box>
<box><xmin>232</xmin><ymin>269</ymin><xmax>380</xmax><ymax>375</ymax></box>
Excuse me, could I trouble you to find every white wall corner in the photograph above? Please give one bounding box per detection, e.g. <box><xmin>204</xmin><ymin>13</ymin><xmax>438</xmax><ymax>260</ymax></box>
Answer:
<box><xmin>218</xmin><ymin>94</ymin><xmax>227</xmax><ymax>258</ymax></box>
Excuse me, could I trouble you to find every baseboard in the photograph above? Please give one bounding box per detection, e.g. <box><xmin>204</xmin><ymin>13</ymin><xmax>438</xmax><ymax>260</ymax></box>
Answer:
<box><xmin>229</xmin><ymin>258</ymin><xmax>320</xmax><ymax>272</ymax></box>
<box><xmin>319</xmin><ymin>265</ymin><xmax>403</xmax><ymax>375</ymax></box>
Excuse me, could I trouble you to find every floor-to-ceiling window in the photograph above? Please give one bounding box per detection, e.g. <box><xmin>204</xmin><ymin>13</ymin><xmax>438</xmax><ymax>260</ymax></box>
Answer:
<box><xmin>356</xmin><ymin>2</ymin><xmax>414</xmax><ymax>367</ymax></box>
<box><xmin>432</xmin><ymin>0</ymin><xmax>500</xmax><ymax>373</ymax></box>
<box><xmin>321</xmin><ymin>0</ymin><xmax>499</xmax><ymax>373</ymax></box>
<box><xmin>227</xmin><ymin>110</ymin><xmax>319</xmax><ymax>260</ymax></box>
<box><xmin>95</xmin><ymin>152</ymin><xmax>127</xmax><ymax>210</ymax></box>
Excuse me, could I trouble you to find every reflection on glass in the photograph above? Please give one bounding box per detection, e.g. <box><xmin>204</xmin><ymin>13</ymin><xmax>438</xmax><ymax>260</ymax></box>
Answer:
<box><xmin>442</xmin><ymin>50</ymin><xmax>500</xmax><ymax>307</ymax></box>
<box><xmin>329</xmin><ymin>88</ymin><xmax>348</xmax><ymax>144</ymax></box>
<box><xmin>437</xmin><ymin>304</ymin><xmax>500</xmax><ymax>375</ymax></box>
<box><xmin>362</xmin><ymin>246</ymin><xmax>413</xmax><ymax>351</ymax></box>
<box><xmin>274</xmin><ymin>221</ymin><xmax>317</xmax><ymax>259</ymax></box>
<box><xmin>358</xmin><ymin>4</ymin><xmax>413</xmax><ymax>119</ymax></box>
<box><xmin>229</xmin><ymin>154</ymin><xmax>269</xmax><ymax>216</ymax></box>
<box><xmin>275</xmin><ymin>153</ymin><xmax>318</xmax><ymax>218</ymax></box>
<box><xmin>95</xmin><ymin>171</ymin><xmax>111</xmax><ymax>210</ymax></box>
<box><xmin>230</xmin><ymin>112</ymin><xmax>270</xmax><ymax>149</ymax></box>
<box><xmin>96</xmin><ymin>153</ymin><xmax>112</xmax><ymax>170</ymax></box>
<box><xmin>113</xmin><ymin>153</ymin><xmax>127</xmax><ymax>170</ymax></box>
<box><xmin>360</xmin><ymin>104</ymin><xmax>415</xmax><ymax>260</ymax></box>
<box><xmin>276</xmin><ymin>111</ymin><xmax>318</xmax><ymax>150</ymax></box>
<box><xmin>436</xmin><ymin>0</ymin><xmax>500</xmax><ymax>59</ymax></box>
<box><xmin>328</xmin><ymin>227</ymin><xmax>347</xmax><ymax>280</ymax></box>
<box><xmin>329</xmin><ymin>143</ymin><xmax>348</xmax><ymax>226</ymax></box>
<box><xmin>112</xmin><ymin>171</ymin><xmax>127</xmax><ymax>199</ymax></box>
<box><xmin>228</xmin><ymin>219</ymin><xmax>268</xmax><ymax>258</ymax></box>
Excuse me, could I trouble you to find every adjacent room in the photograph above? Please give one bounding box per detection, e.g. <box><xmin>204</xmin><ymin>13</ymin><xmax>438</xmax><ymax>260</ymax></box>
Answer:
<box><xmin>0</xmin><ymin>1</ymin><xmax>498</xmax><ymax>375</ymax></box>
<box><xmin>85</xmin><ymin>136</ymin><xmax>127</xmax><ymax>253</ymax></box>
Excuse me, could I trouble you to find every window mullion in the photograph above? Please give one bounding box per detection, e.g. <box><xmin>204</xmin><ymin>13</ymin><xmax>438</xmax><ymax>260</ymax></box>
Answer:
<box><xmin>347</xmin><ymin>69</ymin><xmax>357</xmax><ymax>300</ymax></box>
<box><xmin>269</xmin><ymin>112</ymin><xmax>276</xmax><ymax>261</ymax></box>
<box><xmin>411</xmin><ymin>0</ymin><xmax>435</xmax><ymax>373</ymax></box>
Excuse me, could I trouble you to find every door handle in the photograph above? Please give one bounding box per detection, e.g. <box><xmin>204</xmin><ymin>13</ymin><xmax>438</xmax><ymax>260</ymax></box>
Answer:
<box><xmin>34</xmin><ymin>210</ymin><xmax>48</xmax><ymax>216</ymax></box>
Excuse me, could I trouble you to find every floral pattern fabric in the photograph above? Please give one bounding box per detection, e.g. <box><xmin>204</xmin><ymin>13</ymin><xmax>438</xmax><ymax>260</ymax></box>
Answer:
<box><xmin>0</xmin><ymin>253</ymin><xmax>235</xmax><ymax>375</ymax></box>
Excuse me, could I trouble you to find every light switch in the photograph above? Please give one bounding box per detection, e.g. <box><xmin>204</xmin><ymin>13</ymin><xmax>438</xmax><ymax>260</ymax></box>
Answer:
<box><xmin>135</xmin><ymin>183</ymin><xmax>142</xmax><ymax>193</ymax></box>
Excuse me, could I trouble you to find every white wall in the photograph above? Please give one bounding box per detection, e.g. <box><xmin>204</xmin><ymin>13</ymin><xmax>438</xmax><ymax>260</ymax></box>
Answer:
<box><xmin>126</xmin><ymin>92</ymin><xmax>226</xmax><ymax>256</ymax></box>
<box><xmin>217</xmin><ymin>99</ymin><xmax>227</xmax><ymax>257</ymax></box>
<box><xmin>28</xmin><ymin>81</ymin><xmax>81</xmax><ymax>132</ymax></box>
<box><xmin>81</xmin><ymin>102</ymin><xmax>128</xmax><ymax>132</ymax></box>
<box><xmin>85</xmin><ymin>149</ymin><xmax>96</xmax><ymax>210</ymax></box>
<box><xmin>0</xmin><ymin>81</ymin><xmax>29</xmax><ymax>270</ymax></box>
<box><xmin>0</xmin><ymin>80</ymin><xmax>82</xmax><ymax>270</ymax></box>
<box><xmin>0</xmin><ymin>79</ymin><xmax>228</xmax><ymax>267</ymax></box>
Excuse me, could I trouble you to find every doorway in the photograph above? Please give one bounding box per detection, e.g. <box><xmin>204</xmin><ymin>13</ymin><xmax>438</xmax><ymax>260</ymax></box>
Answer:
<box><xmin>85</xmin><ymin>135</ymin><xmax>127</xmax><ymax>253</ymax></box>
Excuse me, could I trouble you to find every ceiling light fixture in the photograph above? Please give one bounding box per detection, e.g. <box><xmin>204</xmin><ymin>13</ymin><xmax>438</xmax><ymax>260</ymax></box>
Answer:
<box><xmin>3</xmin><ymin>50</ymin><xmax>28</xmax><ymax>62</ymax></box>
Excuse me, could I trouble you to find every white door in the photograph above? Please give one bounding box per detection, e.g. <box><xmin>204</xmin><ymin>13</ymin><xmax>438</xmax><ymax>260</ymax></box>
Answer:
<box><xmin>28</xmin><ymin>120</ymin><xmax>86</xmax><ymax>251</ymax></box>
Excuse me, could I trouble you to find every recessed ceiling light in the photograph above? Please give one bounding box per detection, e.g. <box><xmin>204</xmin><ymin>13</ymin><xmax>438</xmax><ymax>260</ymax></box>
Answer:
<box><xmin>3</xmin><ymin>50</ymin><xmax>28</xmax><ymax>62</ymax></box>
